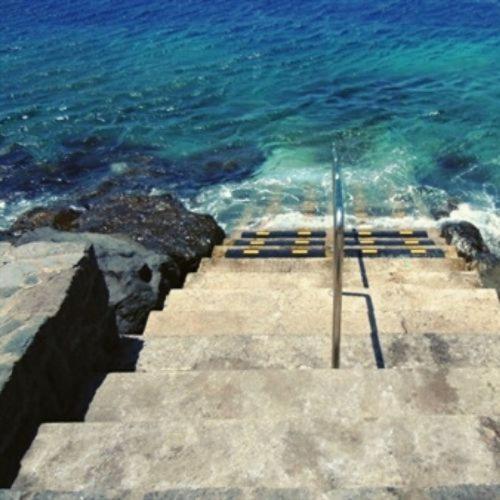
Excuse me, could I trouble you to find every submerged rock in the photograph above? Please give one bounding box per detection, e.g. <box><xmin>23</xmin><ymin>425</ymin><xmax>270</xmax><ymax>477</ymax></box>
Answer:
<box><xmin>0</xmin><ymin>241</ymin><xmax>118</xmax><ymax>485</ymax></box>
<box><xmin>436</xmin><ymin>152</ymin><xmax>476</xmax><ymax>171</ymax></box>
<box><xmin>17</xmin><ymin>228</ymin><xmax>180</xmax><ymax>336</ymax></box>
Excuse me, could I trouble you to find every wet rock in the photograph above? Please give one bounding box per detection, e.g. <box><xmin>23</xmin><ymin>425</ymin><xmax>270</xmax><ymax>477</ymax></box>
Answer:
<box><xmin>440</xmin><ymin>221</ymin><xmax>491</xmax><ymax>262</ymax></box>
<box><xmin>75</xmin><ymin>195</ymin><xmax>225</xmax><ymax>271</ymax></box>
<box><xmin>6</xmin><ymin>194</ymin><xmax>224</xmax><ymax>273</ymax></box>
<box><xmin>0</xmin><ymin>241</ymin><xmax>118</xmax><ymax>486</ymax></box>
<box><xmin>17</xmin><ymin>228</ymin><xmax>180</xmax><ymax>336</ymax></box>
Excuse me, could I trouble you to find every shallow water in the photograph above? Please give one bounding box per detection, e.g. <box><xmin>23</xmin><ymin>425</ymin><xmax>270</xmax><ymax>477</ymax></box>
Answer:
<box><xmin>1</xmin><ymin>0</ymin><xmax>499</xmax><ymax>251</ymax></box>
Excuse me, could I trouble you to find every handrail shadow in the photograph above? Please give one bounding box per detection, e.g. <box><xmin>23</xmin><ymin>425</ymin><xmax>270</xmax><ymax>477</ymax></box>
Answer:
<box><xmin>343</xmin><ymin>290</ymin><xmax>385</xmax><ymax>369</ymax></box>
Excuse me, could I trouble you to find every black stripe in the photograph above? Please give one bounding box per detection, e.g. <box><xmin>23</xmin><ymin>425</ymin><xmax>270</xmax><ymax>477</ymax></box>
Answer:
<box><xmin>241</xmin><ymin>231</ymin><xmax>327</xmax><ymax>238</ymax></box>
<box><xmin>345</xmin><ymin>248</ymin><xmax>445</xmax><ymax>258</ymax></box>
<box><xmin>233</xmin><ymin>239</ymin><xmax>326</xmax><ymax>246</ymax></box>
<box><xmin>225</xmin><ymin>248</ymin><xmax>326</xmax><ymax>259</ymax></box>
<box><xmin>345</xmin><ymin>230</ymin><xmax>428</xmax><ymax>238</ymax></box>
<box><xmin>345</xmin><ymin>238</ymin><xmax>436</xmax><ymax>247</ymax></box>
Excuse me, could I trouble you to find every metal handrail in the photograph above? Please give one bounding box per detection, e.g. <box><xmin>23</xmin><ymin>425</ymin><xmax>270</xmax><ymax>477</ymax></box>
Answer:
<box><xmin>332</xmin><ymin>153</ymin><xmax>344</xmax><ymax>368</ymax></box>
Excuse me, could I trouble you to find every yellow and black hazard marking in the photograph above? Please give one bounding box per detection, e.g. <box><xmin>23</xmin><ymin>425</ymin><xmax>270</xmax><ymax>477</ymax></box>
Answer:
<box><xmin>226</xmin><ymin>248</ymin><xmax>326</xmax><ymax>259</ymax></box>
<box><xmin>345</xmin><ymin>229</ymin><xmax>429</xmax><ymax>238</ymax></box>
<box><xmin>345</xmin><ymin>248</ymin><xmax>444</xmax><ymax>258</ymax></box>
<box><xmin>227</xmin><ymin>228</ymin><xmax>443</xmax><ymax>259</ymax></box>
<box><xmin>345</xmin><ymin>238</ymin><xmax>435</xmax><ymax>247</ymax></box>
<box><xmin>241</xmin><ymin>230</ymin><xmax>327</xmax><ymax>238</ymax></box>
<box><xmin>233</xmin><ymin>238</ymin><xmax>325</xmax><ymax>247</ymax></box>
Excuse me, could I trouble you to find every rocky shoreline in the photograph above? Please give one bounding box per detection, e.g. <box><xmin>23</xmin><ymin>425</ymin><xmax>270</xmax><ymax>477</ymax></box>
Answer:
<box><xmin>0</xmin><ymin>194</ymin><xmax>224</xmax><ymax>486</ymax></box>
<box><xmin>1</xmin><ymin>194</ymin><xmax>225</xmax><ymax>336</ymax></box>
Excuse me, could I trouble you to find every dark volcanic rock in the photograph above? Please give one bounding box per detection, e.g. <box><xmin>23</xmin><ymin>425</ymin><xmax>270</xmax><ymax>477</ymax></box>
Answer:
<box><xmin>17</xmin><ymin>229</ymin><xmax>180</xmax><ymax>336</ymax></box>
<box><xmin>0</xmin><ymin>241</ymin><xmax>118</xmax><ymax>486</ymax></box>
<box><xmin>75</xmin><ymin>195</ymin><xmax>225</xmax><ymax>270</ymax></box>
<box><xmin>440</xmin><ymin>220</ymin><xmax>491</xmax><ymax>262</ymax></box>
<box><xmin>7</xmin><ymin>194</ymin><xmax>225</xmax><ymax>273</ymax></box>
<box><xmin>4</xmin><ymin>194</ymin><xmax>225</xmax><ymax>336</ymax></box>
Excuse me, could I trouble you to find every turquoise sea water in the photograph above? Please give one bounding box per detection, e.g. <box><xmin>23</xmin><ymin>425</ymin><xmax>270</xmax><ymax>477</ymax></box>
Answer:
<box><xmin>1</xmin><ymin>0</ymin><xmax>499</xmax><ymax>250</ymax></box>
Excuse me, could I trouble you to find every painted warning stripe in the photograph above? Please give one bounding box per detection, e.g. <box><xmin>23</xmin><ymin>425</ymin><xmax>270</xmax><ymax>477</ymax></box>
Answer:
<box><xmin>345</xmin><ymin>248</ymin><xmax>444</xmax><ymax>258</ymax></box>
<box><xmin>345</xmin><ymin>238</ymin><xmax>436</xmax><ymax>247</ymax></box>
<box><xmin>226</xmin><ymin>248</ymin><xmax>444</xmax><ymax>259</ymax></box>
<box><xmin>233</xmin><ymin>239</ymin><xmax>325</xmax><ymax>247</ymax></box>
<box><xmin>226</xmin><ymin>248</ymin><xmax>326</xmax><ymax>259</ymax></box>
<box><xmin>345</xmin><ymin>230</ymin><xmax>428</xmax><ymax>238</ymax></box>
<box><xmin>241</xmin><ymin>230</ymin><xmax>327</xmax><ymax>238</ymax></box>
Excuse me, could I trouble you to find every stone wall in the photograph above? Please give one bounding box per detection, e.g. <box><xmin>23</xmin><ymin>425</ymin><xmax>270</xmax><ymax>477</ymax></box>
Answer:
<box><xmin>0</xmin><ymin>242</ymin><xmax>118</xmax><ymax>486</ymax></box>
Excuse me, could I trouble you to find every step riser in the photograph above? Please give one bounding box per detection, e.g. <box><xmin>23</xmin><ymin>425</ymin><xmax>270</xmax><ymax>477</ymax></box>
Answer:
<box><xmin>184</xmin><ymin>272</ymin><xmax>480</xmax><ymax>290</ymax></box>
<box><xmin>198</xmin><ymin>258</ymin><xmax>465</xmax><ymax>272</ymax></box>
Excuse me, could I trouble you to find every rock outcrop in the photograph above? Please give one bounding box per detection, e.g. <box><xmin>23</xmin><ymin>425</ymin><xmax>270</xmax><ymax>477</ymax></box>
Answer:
<box><xmin>7</xmin><ymin>194</ymin><xmax>225</xmax><ymax>274</ymax></box>
<box><xmin>17</xmin><ymin>229</ymin><xmax>180</xmax><ymax>336</ymax></box>
<box><xmin>0</xmin><ymin>241</ymin><xmax>118</xmax><ymax>486</ymax></box>
<box><xmin>440</xmin><ymin>220</ymin><xmax>493</xmax><ymax>263</ymax></box>
<box><xmin>3</xmin><ymin>194</ymin><xmax>226</xmax><ymax>336</ymax></box>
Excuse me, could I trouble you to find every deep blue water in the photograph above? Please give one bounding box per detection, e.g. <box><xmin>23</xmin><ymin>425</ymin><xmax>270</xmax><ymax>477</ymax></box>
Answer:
<box><xmin>1</xmin><ymin>0</ymin><xmax>499</xmax><ymax>250</ymax></box>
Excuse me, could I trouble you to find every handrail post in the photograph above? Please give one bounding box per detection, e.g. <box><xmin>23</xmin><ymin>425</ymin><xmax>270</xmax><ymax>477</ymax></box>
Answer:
<box><xmin>332</xmin><ymin>160</ymin><xmax>344</xmax><ymax>368</ymax></box>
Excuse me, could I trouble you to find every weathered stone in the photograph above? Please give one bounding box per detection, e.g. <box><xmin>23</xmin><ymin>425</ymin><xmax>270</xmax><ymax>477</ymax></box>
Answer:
<box><xmin>0</xmin><ymin>242</ymin><xmax>118</xmax><ymax>487</ymax></box>
<box><xmin>5</xmin><ymin>194</ymin><xmax>225</xmax><ymax>274</ymax></box>
<box><xmin>16</xmin><ymin>229</ymin><xmax>180</xmax><ymax>336</ymax></box>
<box><xmin>12</xmin><ymin>416</ymin><xmax>500</xmax><ymax>491</ymax></box>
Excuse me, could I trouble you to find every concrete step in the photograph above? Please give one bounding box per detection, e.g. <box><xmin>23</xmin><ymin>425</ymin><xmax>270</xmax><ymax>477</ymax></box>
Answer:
<box><xmin>85</xmin><ymin>368</ymin><xmax>500</xmax><ymax>423</ymax></box>
<box><xmin>144</xmin><ymin>304</ymin><xmax>500</xmax><ymax>337</ymax></box>
<box><xmin>197</xmin><ymin>257</ymin><xmax>465</xmax><ymax>273</ymax></box>
<box><xmin>117</xmin><ymin>332</ymin><xmax>500</xmax><ymax>371</ymax></box>
<box><xmin>14</xmin><ymin>416</ymin><xmax>500</xmax><ymax>492</ymax></box>
<box><xmin>184</xmin><ymin>270</ymin><xmax>481</xmax><ymax>290</ymax></box>
<box><xmin>3</xmin><ymin>485</ymin><xmax>500</xmax><ymax>499</ymax></box>
<box><xmin>163</xmin><ymin>287</ymin><xmax>498</xmax><ymax>314</ymax></box>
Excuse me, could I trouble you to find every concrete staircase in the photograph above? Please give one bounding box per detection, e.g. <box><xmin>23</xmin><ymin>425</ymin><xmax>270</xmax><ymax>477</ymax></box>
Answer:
<box><xmin>7</xmin><ymin>228</ymin><xmax>500</xmax><ymax>498</ymax></box>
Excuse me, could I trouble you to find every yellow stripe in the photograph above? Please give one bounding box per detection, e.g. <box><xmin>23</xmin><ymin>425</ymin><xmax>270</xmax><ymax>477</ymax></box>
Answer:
<box><xmin>358</xmin><ymin>231</ymin><xmax>372</xmax><ymax>236</ymax></box>
<box><xmin>360</xmin><ymin>239</ymin><xmax>375</xmax><ymax>244</ymax></box>
<box><xmin>256</xmin><ymin>231</ymin><xmax>269</xmax><ymax>236</ymax></box>
<box><xmin>411</xmin><ymin>249</ymin><xmax>427</xmax><ymax>254</ymax></box>
<box><xmin>400</xmin><ymin>230</ymin><xmax>414</xmax><ymax>235</ymax></box>
<box><xmin>250</xmin><ymin>240</ymin><xmax>265</xmax><ymax>246</ymax></box>
<box><xmin>292</xmin><ymin>249</ymin><xmax>309</xmax><ymax>255</ymax></box>
<box><xmin>294</xmin><ymin>239</ymin><xmax>311</xmax><ymax>245</ymax></box>
<box><xmin>362</xmin><ymin>248</ymin><xmax>378</xmax><ymax>254</ymax></box>
<box><xmin>297</xmin><ymin>230</ymin><xmax>312</xmax><ymax>236</ymax></box>
<box><xmin>404</xmin><ymin>239</ymin><xmax>420</xmax><ymax>245</ymax></box>
<box><xmin>243</xmin><ymin>249</ymin><xmax>260</xmax><ymax>255</ymax></box>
